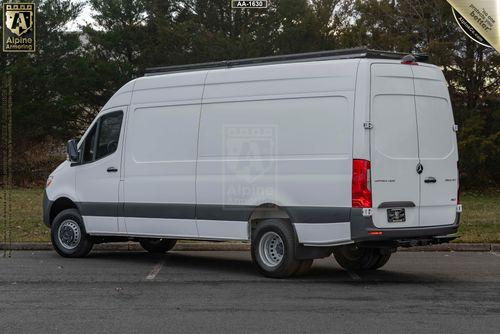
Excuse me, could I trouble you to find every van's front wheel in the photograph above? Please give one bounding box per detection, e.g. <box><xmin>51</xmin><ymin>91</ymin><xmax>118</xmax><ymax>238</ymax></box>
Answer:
<box><xmin>333</xmin><ymin>245</ymin><xmax>392</xmax><ymax>271</ymax></box>
<box><xmin>140</xmin><ymin>238</ymin><xmax>177</xmax><ymax>253</ymax></box>
<box><xmin>251</xmin><ymin>219</ymin><xmax>301</xmax><ymax>278</ymax></box>
<box><xmin>51</xmin><ymin>209</ymin><xmax>93</xmax><ymax>258</ymax></box>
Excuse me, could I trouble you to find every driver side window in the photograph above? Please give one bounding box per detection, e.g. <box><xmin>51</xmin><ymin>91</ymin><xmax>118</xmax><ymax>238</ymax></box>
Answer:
<box><xmin>81</xmin><ymin>111</ymin><xmax>123</xmax><ymax>164</ymax></box>
<box><xmin>96</xmin><ymin>112</ymin><xmax>123</xmax><ymax>160</ymax></box>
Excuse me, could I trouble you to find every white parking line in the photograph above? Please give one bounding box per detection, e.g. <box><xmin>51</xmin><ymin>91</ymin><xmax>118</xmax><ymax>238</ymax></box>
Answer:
<box><xmin>146</xmin><ymin>260</ymin><xmax>164</xmax><ymax>280</ymax></box>
<box><xmin>347</xmin><ymin>271</ymin><xmax>361</xmax><ymax>281</ymax></box>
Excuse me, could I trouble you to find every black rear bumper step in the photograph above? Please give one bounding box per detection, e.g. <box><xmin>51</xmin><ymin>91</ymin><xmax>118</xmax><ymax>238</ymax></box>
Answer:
<box><xmin>350</xmin><ymin>208</ymin><xmax>460</xmax><ymax>243</ymax></box>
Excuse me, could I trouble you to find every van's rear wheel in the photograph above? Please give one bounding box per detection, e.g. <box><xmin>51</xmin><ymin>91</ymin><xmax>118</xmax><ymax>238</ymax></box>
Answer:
<box><xmin>251</xmin><ymin>219</ymin><xmax>301</xmax><ymax>278</ymax></box>
<box><xmin>51</xmin><ymin>209</ymin><xmax>93</xmax><ymax>258</ymax></box>
<box><xmin>140</xmin><ymin>238</ymin><xmax>177</xmax><ymax>253</ymax></box>
<box><xmin>333</xmin><ymin>245</ymin><xmax>392</xmax><ymax>271</ymax></box>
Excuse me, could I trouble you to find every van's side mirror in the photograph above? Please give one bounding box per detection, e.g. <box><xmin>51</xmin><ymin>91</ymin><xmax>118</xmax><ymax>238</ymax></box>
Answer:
<box><xmin>66</xmin><ymin>139</ymin><xmax>79</xmax><ymax>162</ymax></box>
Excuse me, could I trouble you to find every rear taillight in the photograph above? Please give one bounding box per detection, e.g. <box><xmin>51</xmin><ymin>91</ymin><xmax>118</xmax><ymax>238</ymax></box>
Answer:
<box><xmin>352</xmin><ymin>159</ymin><xmax>372</xmax><ymax>208</ymax></box>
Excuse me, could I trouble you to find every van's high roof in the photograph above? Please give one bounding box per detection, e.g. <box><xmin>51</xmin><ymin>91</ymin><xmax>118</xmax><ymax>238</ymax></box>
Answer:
<box><xmin>144</xmin><ymin>47</ymin><xmax>428</xmax><ymax>76</ymax></box>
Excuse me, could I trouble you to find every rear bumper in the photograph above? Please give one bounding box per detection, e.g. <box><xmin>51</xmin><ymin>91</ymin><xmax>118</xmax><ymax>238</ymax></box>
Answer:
<box><xmin>350</xmin><ymin>208</ymin><xmax>460</xmax><ymax>244</ymax></box>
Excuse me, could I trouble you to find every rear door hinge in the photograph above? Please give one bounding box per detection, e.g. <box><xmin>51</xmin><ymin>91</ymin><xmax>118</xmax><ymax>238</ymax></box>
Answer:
<box><xmin>453</xmin><ymin>124</ymin><xmax>458</xmax><ymax>132</ymax></box>
<box><xmin>363</xmin><ymin>121</ymin><xmax>373</xmax><ymax>129</ymax></box>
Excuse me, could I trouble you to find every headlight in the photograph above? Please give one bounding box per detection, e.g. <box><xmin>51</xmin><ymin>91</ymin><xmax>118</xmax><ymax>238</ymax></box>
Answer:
<box><xmin>46</xmin><ymin>175</ymin><xmax>54</xmax><ymax>188</ymax></box>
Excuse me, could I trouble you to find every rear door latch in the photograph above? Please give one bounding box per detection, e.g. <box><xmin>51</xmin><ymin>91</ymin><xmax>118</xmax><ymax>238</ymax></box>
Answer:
<box><xmin>363</xmin><ymin>121</ymin><xmax>373</xmax><ymax>129</ymax></box>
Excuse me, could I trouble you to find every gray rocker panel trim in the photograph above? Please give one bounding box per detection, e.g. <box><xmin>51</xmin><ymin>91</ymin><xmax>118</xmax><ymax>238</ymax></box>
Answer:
<box><xmin>42</xmin><ymin>190</ymin><xmax>52</xmax><ymax>227</ymax></box>
<box><xmin>76</xmin><ymin>201</ymin><xmax>351</xmax><ymax>224</ymax></box>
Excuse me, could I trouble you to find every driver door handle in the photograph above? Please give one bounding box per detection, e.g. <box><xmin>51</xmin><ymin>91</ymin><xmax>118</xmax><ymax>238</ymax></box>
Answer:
<box><xmin>107</xmin><ymin>167</ymin><xmax>118</xmax><ymax>173</ymax></box>
<box><xmin>424</xmin><ymin>177</ymin><xmax>436</xmax><ymax>183</ymax></box>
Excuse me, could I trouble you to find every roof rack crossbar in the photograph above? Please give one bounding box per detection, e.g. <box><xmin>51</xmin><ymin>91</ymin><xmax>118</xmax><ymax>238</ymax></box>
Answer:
<box><xmin>144</xmin><ymin>47</ymin><xmax>428</xmax><ymax>76</ymax></box>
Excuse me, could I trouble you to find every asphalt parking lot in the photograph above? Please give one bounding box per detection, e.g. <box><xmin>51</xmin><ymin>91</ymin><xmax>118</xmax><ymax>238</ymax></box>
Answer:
<box><xmin>1</xmin><ymin>249</ymin><xmax>499</xmax><ymax>333</ymax></box>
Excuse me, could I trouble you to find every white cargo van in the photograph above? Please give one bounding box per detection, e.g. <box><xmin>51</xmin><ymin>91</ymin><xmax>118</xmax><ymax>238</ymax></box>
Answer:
<box><xmin>43</xmin><ymin>48</ymin><xmax>461</xmax><ymax>277</ymax></box>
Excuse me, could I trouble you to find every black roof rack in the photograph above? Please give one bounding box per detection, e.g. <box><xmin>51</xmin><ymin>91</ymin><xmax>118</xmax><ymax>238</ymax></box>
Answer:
<box><xmin>144</xmin><ymin>47</ymin><xmax>428</xmax><ymax>76</ymax></box>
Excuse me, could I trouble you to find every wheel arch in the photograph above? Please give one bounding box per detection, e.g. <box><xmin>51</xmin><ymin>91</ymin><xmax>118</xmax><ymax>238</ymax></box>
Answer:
<box><xmin>247</xmin><ymin>203</ymin><xmax>334</xmax><ymax>260</ymax></box>
<box><xmin>248</xmin><ymin>203</ymin><xmax>295</xmax><ymax>240</ymax></box>
<box><xmin>49</xmin><ymin>197</ymin><xmax>79</xmax><ymax>226</ymax></box>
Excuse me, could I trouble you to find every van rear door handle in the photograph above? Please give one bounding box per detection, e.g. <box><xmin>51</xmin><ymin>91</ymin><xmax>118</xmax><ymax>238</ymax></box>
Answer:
<box><xmin>378</xmin><ymin>201</ymin><xmax>415</xmax><ymax>208</ymax></box>
<box><xmin>424</xmin><ymin>177</ymin><xmax>436</xmax><ymax>183</ymax></box>
<box><xmin>107</xmin><ymin>167</ymin><xmax>118</xmax><ymax>173</ymax></box>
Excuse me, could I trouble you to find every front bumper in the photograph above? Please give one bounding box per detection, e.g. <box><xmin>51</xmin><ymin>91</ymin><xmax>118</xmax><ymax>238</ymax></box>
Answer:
<box><xmin>350</xmin><ymin>208</ymin><xmax>460</xmax><ymax>244</ymax></box>
<box><xmin>42</xmin><ymin>190</ymin><xmax>53</xmax><ymax>227</ymax></box>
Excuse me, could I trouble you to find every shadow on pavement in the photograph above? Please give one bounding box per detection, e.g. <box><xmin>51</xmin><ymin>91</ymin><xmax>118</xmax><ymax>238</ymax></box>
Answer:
<box><xmin>83</xmin><ymin>250</ymin><xmax>451</xmax><ymax>283</ymax></box>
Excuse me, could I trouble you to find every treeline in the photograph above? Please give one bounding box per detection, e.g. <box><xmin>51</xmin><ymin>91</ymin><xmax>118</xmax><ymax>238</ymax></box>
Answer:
<box><xmin>0</xmin><ymin>0</ymin><xmax>498</xmax><ymax>189</ymax></box>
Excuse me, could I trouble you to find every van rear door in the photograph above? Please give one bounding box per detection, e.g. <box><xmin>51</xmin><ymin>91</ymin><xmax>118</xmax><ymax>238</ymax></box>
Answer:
<box><xmin>370</xmin><ymin>64</ymin><xmax>420</xmax><ymax>229</ymax></box>
<box><xmin>370</xmin><ymin>63</ymin><xmax>458</xmax><ymax>229</ymax></box>
<box><xmin>413</xmin><ymin>66</ymin><xmax>458</xmax><ymax>227</ymax></box>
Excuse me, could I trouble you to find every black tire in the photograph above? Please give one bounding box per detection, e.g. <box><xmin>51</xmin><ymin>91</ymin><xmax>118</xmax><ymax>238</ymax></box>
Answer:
<box><xmin>295</xmin><ymin>259</ymin><xmax>314</xmax><ymax>276</ymax></box>
<box><xmin>371</xmin><ymin>252</ymin><xmax>392</xmax><ymax>270</ymax></box>
<box><xmin>140</xmin><ymin>238</ymin><xmax>177</xmax><ymax>253</ymax></box>
<box><xmin>333</xmin><ymin>245</ymin><xmax>391</xmax><ymax>271</ymax></box>
<box><xmin>251</xmin><ymin>219</ymin><xmax>301</xmax><ymax>278</ymax></box>
<box><xmin>51</xmin><ymin>208</ymin><xmax>93</xmax><ymax>258</ymax></box>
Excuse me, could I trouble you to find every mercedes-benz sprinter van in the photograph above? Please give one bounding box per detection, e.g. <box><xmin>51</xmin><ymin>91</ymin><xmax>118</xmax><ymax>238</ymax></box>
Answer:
<box><xmin>43</xmin><ymin>49</ymin><xmax>461</xmax><ymax>278</ymax></box>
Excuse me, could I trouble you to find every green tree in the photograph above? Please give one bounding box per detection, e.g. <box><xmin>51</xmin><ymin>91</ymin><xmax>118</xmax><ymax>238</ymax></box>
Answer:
<box><xmin>81</xmin><ymin>0</ymin><xmax>148</xmax><ymax>121</ymax></box>
<box><xmin>1</xmin><ymin>0</ymin><xmax>84</xmax><ymax>141</ymax></box>
<box><xmin>1</xmin><ymin>0</ymin><xmax>85</xmax><ymax>185</ymax></box>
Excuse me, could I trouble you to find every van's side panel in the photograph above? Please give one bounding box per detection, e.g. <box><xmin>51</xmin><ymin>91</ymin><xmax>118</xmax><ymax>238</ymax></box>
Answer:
<box><xmin>197</xmin><ymin>60</ymin><xmax>358</xmax><ymax>244</ymax></box>
<box><xmin>121</xmin><ymin>72</ymin><xmax>206</xmax><ymax>237</ymax></box>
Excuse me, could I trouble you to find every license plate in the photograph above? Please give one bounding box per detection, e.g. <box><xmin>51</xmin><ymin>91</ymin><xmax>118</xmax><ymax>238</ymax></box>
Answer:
<box><xmin>387</xmin><ymin>208</ymin><xmax>406</xmax><ymax>223</ymax></box>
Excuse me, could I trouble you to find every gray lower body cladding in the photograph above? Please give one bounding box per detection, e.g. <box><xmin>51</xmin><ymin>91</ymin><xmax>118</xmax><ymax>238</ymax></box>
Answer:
<box><xmin>42</xmin><ymin>190</ymin><xmax>52</xmax><ymax>227</ymax></box>
<box><xmin>43</xmin><ymin>191</ymin><xmax>459</xmax><ymax>244</ymax></box>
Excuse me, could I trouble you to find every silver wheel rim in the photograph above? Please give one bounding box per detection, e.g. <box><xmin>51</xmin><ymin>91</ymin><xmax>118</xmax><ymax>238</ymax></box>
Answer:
<box><xmin>259</xmin><ymin>231</ymin><xmax>284</xmax><ymax>267</ymax></box>
<box><xmin>57</xmin><ymin>219</ymin><xmax>81</xmax><ymax>250</ymax></box>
